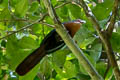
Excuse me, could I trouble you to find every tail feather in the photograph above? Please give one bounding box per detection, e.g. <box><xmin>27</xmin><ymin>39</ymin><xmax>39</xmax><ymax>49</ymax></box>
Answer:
<box><xmin>15</xmin><ymin>45</ymin><xmax>46</xmax><ymax>76</ymax></box>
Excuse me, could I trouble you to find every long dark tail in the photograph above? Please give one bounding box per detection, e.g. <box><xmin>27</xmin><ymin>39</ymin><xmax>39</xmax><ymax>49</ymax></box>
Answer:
<box><xmin>15</xmin><ymin>45</ymin><xmax>46</xmax><ymax>76</ymax></box>
<box><xmin>16</xmin><ymin>30</ymin><xmax>65</xmax><ymax>76</ymax></box>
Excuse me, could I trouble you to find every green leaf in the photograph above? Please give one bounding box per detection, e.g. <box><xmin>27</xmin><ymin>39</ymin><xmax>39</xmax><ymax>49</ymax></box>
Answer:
<box><xmin>76</xmin><ymin>73</ymin><xmax>91</xmax><ymax>80</ymax></box>
<box><xmin>40</xmin><ymin>56</ymin><xmax>52</xmax><ymax>79</ymax></box>
<box><xmin>99</xmin><ymin>19</ymin><xmax>109</xmax><ymax>29</ymax></box>
<box><xmin>0</xmin><ymin>23</ymin><xmax>6</xmax><ymax>30</ymax></box>
<box><xmin>67</xmin><ymin>4</ymin><xmax>82</xmax><ymax>19</ymax></box>
<box><xmin>89</xmin><ymin>43</ymin><xmax>102</xmax><ymax>62</ymax></box>
<box><xmin>52</xmin><ymin>60</ymin><xmax>77</xmax><ymax>79</ymax></box>
<box><xmin>63</xmin><ymin>61</ymin><xmax>77</xmax><ymax>78</ymax></box>
<box><xmin>92</xmin><ymin>0</ymin><xmax>114</xmax><ymax>20</ymax></box>
<box><xmin>52</xmin><ymin>63</ymin><xmax>64</xmax><ymax>78</ymax></box>
<box><xmin>110</xmin><ymin>32</ymin><xmax>120</xmax><ymax>52</ymax></box>
<box><xmin>6</xmin><ymin>35</ymin><xmax>22</xmax><ymax>70</ymax></box>
<box><xmin>55</xmin><ymin>74</ymin><xmax>65</xmax><ymax>80</ymax></box>
<box><xmin>52</xmin><ymin>50</ymin><xmax>69</xmax><ymax>67</ymax></box>
<box><xmin>80</xmin><ymin>37</ymin><xmax>96</xmax><ymax>48</ymax></box>
<box><xmin>66</xmin><ymin>53</ymin><xmax>76</xmax><ymax>60</ymax></box>
<box><xmin>18</xmin><ymin>36</ymin><xmax>38</xmax><ymax>49</ymax></box>
<box><xmin>15</xmin><ymin>0</ymin><xmax>28</xmax><ymax>17</ymax></box>
<box><xmin>74</xmin><ymin>26</ymin><xmax>96</xmax><ymax>49</ymax></box>
<box><xmin>51</xmin><ymin>0</ymin><xmax>57</xmax><ymax>6</ymax></box>
<box><xmin>28</xmin><ymin>1</ymin><xmax>39</xmax><ymax>13</ymax></box>
<box><xmin>96</xmin><ymin>62</ymin><xmax>107</xmax><ymax>77</ymax></box>
<box><xmin>0</xmin><ymin>7</ymin><xmax>11</xmax><ymax>20</ymax></box>
<box><xmin>0</xmin><ymin>0</ymin><xmax>8</xmax><ymax>8</ymax></box>
<box><xmin>56</xmin><ymin>6</ymin><xmax>68</xmax><ymax>20</ymax></box>
<box><xmin>104</xmin><ymin>67</ymin><xmax>113</xmax><ymax>80</ymax></box>
<box><xmin>31</xmin><ymin>24</ymin><xmax>45</xmax><ymax>35</ymax></box>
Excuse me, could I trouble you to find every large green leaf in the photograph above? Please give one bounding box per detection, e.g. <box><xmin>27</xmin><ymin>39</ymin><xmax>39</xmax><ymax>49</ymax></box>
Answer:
<box><xmin>52</xmin><ymin>63</ymin><xmax>64</xmax><ymax>78</ymax></box>
<box><xmin>96</xmin><ymin>62</ymin><xmax>107</xmax><ymax>77</ymax></box>
<box><xmin>111</xmin><ymin>32</ymin><xmax>120</xmax><ymax>52</ymax></box>
<box><xmin>53</xmin><ymin>60</ymin><xmax>77</xmax><ymax>79</ymax></box>
<box><xmin>52</xmin><ymin>50</ymin><xmax>69</xmax><ymax>67</ymax></box>
<box><xmin>31</xmin><ymin>24</ymin><xmax>52</xmax><ymax>36</ymax></box>
<box><xmin>63</xmin><ymin>61</ymin><xmax>77</xmax><ymax>78</ymax></box>
<box><xmin>6</xmin><ymin>35</ymin><xmax>22</xmax><ymax>70</ymax></box>
<box><xmin>104</xmin><ymin>67</ymin><xmax>113</xmax><ymax>80</ymax></box>
<box><xmin>15</xmin><ymin>0</ymin><xmax>28</xmax><ymax>17</ymax></box>
<box><xmin>67</xmin><ymin>4</ymin><xmax>82</xmax><ymax>19</ymax></box>
<box><xmin>56</xmin><ymin>5</ymin><xmax>68</xmax><ymax>21</ymax></box>
<box><xmin>18</xmin><ymin>36</ymin><xmax>38</xmax><ymax>49</ymax></box>
<box><xmin>92</xmin><ymin>0</ymin><xmax>114</xmax><ymax>20</ymax></box>
<box><xmin>28</xmin><ymin>1</ymin><xmax>39</xmax><ymax>13</ymax></box>
<box><xmin>39</xmin><ymin>56</ymin><xmax>52</xmax><ymax>79</ymax></box>
<box><xmin>0</xmin><ymin>23</ymin><xmax>6</xmax><ymax>32</ymax></box>
<box><xmin>74</xmin><ymin>26</ymin><xmax>96</xmax><ymax>49</ymax></box>
<box><xmin>0</xmin><ymin>0</ymin><xmax>8</xmax><ymax>8</ymax></box>
<box><xmin>89</xmin><ymin>43</ymin><xmax>102</xmax><ymax>62</ymax></box>
<box><xmin>0</xmin><ymin>7</ymin><xmax>11</xmax><ymax>20</ymax></box>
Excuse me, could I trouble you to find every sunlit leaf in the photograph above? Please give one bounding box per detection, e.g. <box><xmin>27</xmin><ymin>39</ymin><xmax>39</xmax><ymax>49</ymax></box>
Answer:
<box><xmin>28</xmin><ymin>1</ymin><xmax>39</xmax><ymax>13</ymax></box>
<box><xmin>15</xmin><ymin>0</ymin><xmax>28</xmax><ymax>17</ymax></box>
<box><xmin>52</xmin><ymin>50</ymin><xmax>69</xmax><ymax>67</ymax></box>
<box><xmin>111</xmin><ymin>32</ymin><xmax>120</xmax><ymax>52</ymax></box>
<box><xmin>92</xmin><ymin>0</ymin><xmax>114</xmax><ymax>20</ymax></box>
<box><xmin>74</xmin><ymin>26</ymin><xmax>96</xmax><ymax>49</ymax></box>
<box><xmin>40</xmin><ymin>56</ymin><xmax>52</xmax><ymax>79</ymax></box>
<box><xmin>96</xmin><ymin>62</ymin><xmax>107</xmax><ymax>77</ymax></box>
<box><xmin>89</xmin><ymin>43</ymin><xmax>102</xmax><ymax>62</ymax></box>
<box><xmin>63</xmin><ymin>61</ymin><xmax>77</xmax><ymax>78</ymax></box>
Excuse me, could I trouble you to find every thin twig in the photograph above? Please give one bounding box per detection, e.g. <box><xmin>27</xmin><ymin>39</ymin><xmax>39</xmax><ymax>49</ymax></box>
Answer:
<box><xmin>39</xmin><ymin>22</ymin><xmax>54</xmax><ymax>28</ymax></box>
<box><xmin>0</xmin><ymin>19</ymin><xmax>40</xmax><ymax>40</ymax></box>
<box><xmin>106</xmin><ymin>0</ymin><xmax>119</xmax><ymax>37</ymax></box>
<box><xmin>0</xmin><ymin>19</ymin><xmax>28</xmax><ymax>22</ymax></box>
<box><xmin>0</xmin><ymin>14</ymin><xmax>49</xmax><ymax>40</ymax></box>
<box><xmin>54</xmin><ymin>1</ymin><xmax>71</xmax><ymax>9</ymax></box>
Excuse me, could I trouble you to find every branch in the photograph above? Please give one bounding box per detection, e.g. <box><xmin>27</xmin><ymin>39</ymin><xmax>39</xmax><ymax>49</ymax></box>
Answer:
<box><xmin>77</xmin><ymin>0</ymin><xmax>120</xmax><ymax>79</ymax></box>
<box><xmin>0</xmin><ymin>19</ymin><xmax>39</xmax><ymax>40</ymax></box>
<box><xmin>106</xmin><ymin>0</ymin><xmax>119</xmax><ymax>37</ymax></box>
<box><xmin>43</xmin><ymin>0</ymin><xmax>103</xmax><ymax>80</ymax></box>
<box><xmin>0</xmin><ymin>14</ymin><xmax>50</xmax><ymax>40</ymax></box>
<box><xmin>54</xmin><ymin>1</ymin><xmax>71</xmax><ymax>9</ymax></box>
<box><xmin>0</xmin><ymin>19</ymin><xmax>28</xmax><ymax>22</ymax></box>
<box><xmin>0</xmin><ymin>1</ymin><xmax>71</xmax><ymax>40</ymax></box>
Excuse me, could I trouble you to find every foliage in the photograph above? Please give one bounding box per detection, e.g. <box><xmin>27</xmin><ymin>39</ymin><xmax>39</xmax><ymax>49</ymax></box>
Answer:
<box><xmin>0</xmin><ymin>0</ymin><xmax>119</xmax><ymax>80</ymax></box>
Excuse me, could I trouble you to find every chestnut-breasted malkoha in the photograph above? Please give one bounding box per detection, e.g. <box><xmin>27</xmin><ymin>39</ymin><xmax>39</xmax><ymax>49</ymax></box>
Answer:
<box><xmin>16</xmin><ymin>19</ymin><xmax>85</xmax><ymax>76</ymax></box>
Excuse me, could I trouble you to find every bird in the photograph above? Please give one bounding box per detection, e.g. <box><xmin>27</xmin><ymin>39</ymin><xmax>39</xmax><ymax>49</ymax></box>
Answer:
<box><xmin>15</xmin><ymin>19</ymin><xmax>85</xmax><ymax>76</ymax></box>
